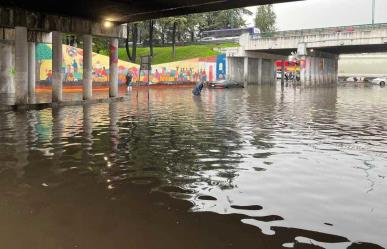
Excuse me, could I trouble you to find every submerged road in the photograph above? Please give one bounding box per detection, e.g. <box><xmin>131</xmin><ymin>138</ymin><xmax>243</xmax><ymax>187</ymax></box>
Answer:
<box><xmin>0</xmin><ymin>85</ymin><xmax>386</xmax><ymax>249</ymax></box>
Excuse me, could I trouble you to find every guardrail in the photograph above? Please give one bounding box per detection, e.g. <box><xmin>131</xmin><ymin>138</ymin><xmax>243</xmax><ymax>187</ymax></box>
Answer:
<box><xmin>254</xmin><ymin>23</ymin><xmax>387</xmax><ymax>39</ymax></box>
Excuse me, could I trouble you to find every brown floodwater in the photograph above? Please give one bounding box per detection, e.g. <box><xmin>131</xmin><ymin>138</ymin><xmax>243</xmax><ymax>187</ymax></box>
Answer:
<box><xmin>0</xmin><ymin>85</ymin><xmax>386</xmax><ymax>249</ymax></box>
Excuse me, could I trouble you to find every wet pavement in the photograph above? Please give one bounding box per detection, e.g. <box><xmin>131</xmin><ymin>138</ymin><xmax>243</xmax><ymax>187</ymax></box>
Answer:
<box><xmin>0</xmin><ymin>85</ymin><xmax>386</xmax><ymax>249</ymax></box>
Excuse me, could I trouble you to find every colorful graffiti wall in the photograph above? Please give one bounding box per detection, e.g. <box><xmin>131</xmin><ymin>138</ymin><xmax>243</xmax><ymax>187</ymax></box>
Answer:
<box><xmin>36</xmin><ymin>44</ymin><xmax>226</xmax><ymax>88</ymax></box>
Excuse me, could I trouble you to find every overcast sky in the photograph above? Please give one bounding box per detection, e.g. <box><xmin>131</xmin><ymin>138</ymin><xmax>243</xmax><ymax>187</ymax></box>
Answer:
<box><xmin>246</xmin><ymin>0</ymin><xmax>387</xmax><ymax>30</ymax></box>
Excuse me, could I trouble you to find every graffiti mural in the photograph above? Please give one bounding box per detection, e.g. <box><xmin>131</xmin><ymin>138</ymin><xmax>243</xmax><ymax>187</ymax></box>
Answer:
<box><xmin>36</xmin><ymin>44</ymin><xmax>226</xmax><ymax>90</ymax></box>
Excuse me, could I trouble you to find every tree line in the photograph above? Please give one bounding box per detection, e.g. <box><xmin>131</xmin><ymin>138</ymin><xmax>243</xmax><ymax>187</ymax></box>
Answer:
<box><xmin>90</xmin><ymin>6</ymin><xmax>276</xmax><ymax>63</ymax></box>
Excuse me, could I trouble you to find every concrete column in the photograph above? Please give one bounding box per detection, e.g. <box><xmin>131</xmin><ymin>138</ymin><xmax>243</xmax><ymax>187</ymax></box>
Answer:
<box><xmin>310</xmin><ymin>57</ymin><xmax>316</xmax><ymax>86</ymax></box>
<box><xmin>314</xmin><ymin>57</ymin><xmax>319</xmax><ymax>86</ymax></box>
<box><xmin>226</xmin><ymin>57</ymin><xmax>231</xmax><ymax>80</ymax></box>
<box><xmin>15</xmin><ymin>26</ymin><xmax>28</xmax><ymax>105</ymax></box>
<box><xmin>304</xmin><ymin>56</ymin><xmax>311</xmax><ymax>86</ymax></box>
<box><xmin>28</xmin><ymin>42</ymin><xmax>36</xmax><ymax>103</ymax></box>
<box><xmin>83</xmin><ymin>35</ymin><xmax>93</xmax><ymax>100</ymax></box>
<box><xmin>52</xmin><ymin>31</ymin><xmax>63</xmax><ymax>102</ymax></box>
<box><xmin>271</xmin><ymin>60</ymin><xmax>276</xmax><ymax>84</ymax></box>
<box><xmin>318</xmin><ymin>58</ymin><xmax>323</xmax><ymax>85</ymax></box>
<box><xmin>328</xmin><ymin>59</ymin><xmax>331</xmax><ymax>83</ymax></box>
<box><xmin>257</xmin><ymin>58</ymin><xmax>263</xmax><ymax>85</ymax></box>
<box><xmin>243</xmin><ymin>57</ymin><xmax>249</xmax><ymax>84</ymax></box>
<box><xmin>0</xmin><ymin>42</ymin><xmax>15</xmax><ymax>105</ymax></box>
<box><xmin>322</xmin><ymin>58</ymin><xmax>326</xmax><ymax>84</ymax></box>
<box><xmin>109</xmin><ymin>38</ymin><xmax>119</xmax><ymax>97</ymax></box>
<box><xmin>300</xmin><ymin>57</ymin><xmax>306</xmax><ymax>86</ymax></box>
<box><xmin>281</xmin><ymin>59</ymin><xmax>285</xmax><ymax>85</ymax></box>
<box><xmin>328</xmin><ymin>59</ymin><xmax>334</xmax><ymax>84</ymax></box>
<box><xmin>334</xmin><ymin>58</ymin><xmax>338</xmax><ymax>83</ymax></box>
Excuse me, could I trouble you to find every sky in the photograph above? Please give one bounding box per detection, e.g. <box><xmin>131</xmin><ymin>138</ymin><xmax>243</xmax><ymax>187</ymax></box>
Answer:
<box><xmin>245</xmin><ymin>0</ymin><xmax>387</xmax><ymax>31</ymax></box>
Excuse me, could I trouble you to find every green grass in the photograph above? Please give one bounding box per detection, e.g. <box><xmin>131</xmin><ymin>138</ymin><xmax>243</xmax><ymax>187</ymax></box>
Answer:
<box><xmin>115</xmin><ymin>43</ymin><xmax>238</xmax><ymax>65</ymax></box>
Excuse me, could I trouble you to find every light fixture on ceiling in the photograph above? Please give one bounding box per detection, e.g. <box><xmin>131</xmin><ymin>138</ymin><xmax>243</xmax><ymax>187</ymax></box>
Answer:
<box><xmin>104</xmin><ymin>20</ymin><xmax>113</xmax><ymax>28</ymax></box>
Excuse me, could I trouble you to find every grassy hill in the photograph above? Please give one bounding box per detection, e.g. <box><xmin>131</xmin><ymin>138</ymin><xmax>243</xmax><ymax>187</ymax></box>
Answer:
<box><xmin>113</xmin><ymin>43</ymin><xmax>237</xmax><ymax>65</ymax></box>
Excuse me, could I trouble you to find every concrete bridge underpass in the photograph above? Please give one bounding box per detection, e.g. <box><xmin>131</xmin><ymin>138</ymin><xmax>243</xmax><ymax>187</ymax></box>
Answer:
<box><xmin>225</xmin><ymin>24</ymin><xmax>387</xmax><ymax>86</ymax></box>
<box><xmin>0</xmin><ymin>0</ymin><xmax>300</xmax><ymax>106</ymax></box>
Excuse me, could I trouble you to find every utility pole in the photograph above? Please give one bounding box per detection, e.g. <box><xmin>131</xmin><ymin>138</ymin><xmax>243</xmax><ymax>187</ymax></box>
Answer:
<box><xmin>372</xmin><ymin>0</ymin><xmax>375</xmax><ymax>26</ymax></box>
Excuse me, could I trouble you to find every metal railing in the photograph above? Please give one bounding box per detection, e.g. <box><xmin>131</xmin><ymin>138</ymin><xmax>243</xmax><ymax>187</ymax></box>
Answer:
<box><xmin>253</xmin><ymin>23</ymin><xmax>387</xmax><ymax>39</ymax></box>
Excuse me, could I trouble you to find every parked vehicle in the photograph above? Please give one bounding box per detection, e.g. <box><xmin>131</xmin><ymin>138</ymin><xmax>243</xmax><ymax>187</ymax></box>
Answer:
<box><xmin>371</xmin><ymin>77</ymin><xmax>386</xmax><ymax>87</ymax></box>
<box><xmin>199</xmin><ymin>37</ymin><xmax>216</xmax><ymax>42</ymax></box>
<box><xmin>208</xmin><ymin>80</ymin><xmax>244</xmax><ymax>89</ymax></box>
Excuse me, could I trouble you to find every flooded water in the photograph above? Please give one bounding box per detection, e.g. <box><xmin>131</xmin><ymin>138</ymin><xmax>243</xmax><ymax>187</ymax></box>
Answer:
<box><xmin>0</xmin><ymin>85</ymin><xmax>386</xmax><ymax>249</ymax></box>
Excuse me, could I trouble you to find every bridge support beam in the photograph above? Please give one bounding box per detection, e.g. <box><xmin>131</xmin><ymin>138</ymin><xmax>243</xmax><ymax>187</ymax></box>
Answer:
<box><xmin>15</xmin><ymin>26</ymin><xmax>28</xmax><ymax>105</ymax></box>
<box><xmin>0</xmin><ymin>42</ymin><xmax>15</xmax><ymax>105</ymax></box>
<box><xmin>281</xmin><ymin>60</ymin><xmax>285</xmax><ymax>85</ymax></box>
<box><xmin>300</xmin><ymin>54</ymin><xmax>338</xmax><ymax>86</ymax></box>
<box><xmin>52</xmin><ymin>31</ymin><xmax>63</xmax><ymax>103</ymax></box>
<box><xmin>271</xmin><ymin>60</ymin><xmax>276</xmax><ymax>84</ymax></box>
<box><xmin>247</xmin><ymin>58</ymin><xmax>259</xmax><ymax>84</ymax></box>
<box><xmin>227</xmin><ymin>57</ymin><xmax>244</xmax><ymax>83</ymax></box>
<box><xmin>28</xmin><ymin>42</ymin><xmax>36</xmax><ymax>103</ymax></box>
<box><xmin>310</xmin><ymin>57</ymin><xmax>317</xmax><ymax>86</ymax></box>
<box><xmin>109</xmin><ymin>38</ymin><xmax>119</xmax><ymax>98</ymax></box>
<box><xmin>301</xmin><ymin>56</ymin><xmax>311</xmax><ymax>86</ymax></box>
<box><xmin>243</xmin><ymin>57</ymin><xmax>249</xmax><ymax>85</ymax></box>
<box><xmin>257</xmin><ymin>58</ymin><xmax>263</xmax><ymax>84</ymax></box>
<box><xmin>83</xmin><ymin>34</ymin><xmax>93</xmax><ymax>100</ymax></box>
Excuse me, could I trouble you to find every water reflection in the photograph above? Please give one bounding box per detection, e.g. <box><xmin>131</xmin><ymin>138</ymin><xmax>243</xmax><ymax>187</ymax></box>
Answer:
<box><xmin>0</xmin><ymin>85</ymin><xmax>386</xmax><ymax>249</ymax></box>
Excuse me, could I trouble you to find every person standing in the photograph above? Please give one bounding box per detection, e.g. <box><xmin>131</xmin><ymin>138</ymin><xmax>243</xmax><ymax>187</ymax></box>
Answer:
<box><xmin>126</xmin><ymin>71</ymin><xmax>133</xmax><ymax>92</ymax></box>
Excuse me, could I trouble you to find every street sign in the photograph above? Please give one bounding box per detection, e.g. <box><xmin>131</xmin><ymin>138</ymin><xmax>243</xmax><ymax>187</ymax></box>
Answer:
<box><xmin>140</xmin><ymin>56</ymin><xmax>152</xmax><ymax>71</ymax></box>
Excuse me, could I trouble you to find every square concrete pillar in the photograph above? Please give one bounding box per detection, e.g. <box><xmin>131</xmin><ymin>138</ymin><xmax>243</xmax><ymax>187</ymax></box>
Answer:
<box><xmin>0</xmin><ymin>42</ymin><xmax>15</xmax><ymax>105</ymax></box>
<box><xmin>243</xmin><ymin>57</ymin><xmax>249</xmax><ymax>84</ymax></box>
<box><xmin>304</xmin><ymin>56</ymin><xmax>311</xmax><ymax>86</ymax></box>
<box><xmin>313</xmin><ymin>57</ymin><xmax>319</xmax><ymax>86</ymax></box>
<box><xmin>271</xmin><ymin>60</ymin><xmax>276</xmax><ymax>84</ymax></box>
<box><xmin>327</xmin><ymin>59</ymin><xmax>332</xmax><ymax>84</ymax></box>
<box><xmin>334</xmin><ymin>59</ymin><xmax>339</xmax><ymax>83</ymax></box>
<box><xmin>109</xmin><ymin>38</ymin><xmax>119</xmax><ymax>98</ymax></box>
<box><xmin>28</xmin><ymin>42</ymin><xmax>36</xmax><ymax>103</ymax></box>
<box><xmin>257</xmin><ymin>58</ymin><xmax>263</xmax><ymax>85</ymax></box>
<box><xmin>322</xmin><ymin>58</ymin><xmax>326</xmax><ymax>84</ymax></box>
<box><xmin>318</xmin><ymin>58</ymin><xmax>323</xmax><ymax>85</ymax></box>
<box><xmin>247</xmin><ymin>58</ymin><xmax>259</xmax><ymax>84</ymax></box>
<box><xmin>83</xmin><ymin>35</ymin><xmax>93</xmax><ymax>100</ymax></box>
<box><xmin>52</xmin><ymin>31</ymin><xmax>63</xmax><ymax>103</ymax></box>
<box><xmin>281</xmin><ymin>59</ymin><xmax>285</xmax><ymax>85</ymax></box>
<box><xmin>15</xmin><ymin>26</ymin><xmax>28</xmax><ymax>105</ymax></box>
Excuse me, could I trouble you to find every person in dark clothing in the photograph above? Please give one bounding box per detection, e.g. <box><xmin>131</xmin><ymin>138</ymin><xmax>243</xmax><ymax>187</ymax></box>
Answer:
<box><xmin>192</xmin><ymin>81</ymin><xmax>204</xmax><ymax>96</ymax></box>
<box><xmin>126</xmin><ymin>72</ymin><xmax>133</xmax><ymax>86</ymax></box>
<box><xmin>125</xmin><ymin>72</ymin><xmax>133</xmax><ymax>92</ymax></box>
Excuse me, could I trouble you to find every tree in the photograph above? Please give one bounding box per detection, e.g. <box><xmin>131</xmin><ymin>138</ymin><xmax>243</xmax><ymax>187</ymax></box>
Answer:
<box><xmin>167</xmin><ymin>17</ymin><xmax>187</xmax><ymax>57</ymax></box>
<box><xmin>149</xmin><ymin>20</ymin><xmax>154</xmax><ymax>57</ymax></box>
<box><xmin>93</xmin><ymin>37</ymin><xmax>108</xmax><ymax>54</ymax></box>
<box><xmin>132</xmin><ymin>23</ymin><xmax>139</xmax><ymax>63</ymax></box>
<box><xmin>255</xmin><ymin>5</ymin><xmax>276</xmax><ymax>33</ymax></box>
<box><xmin>156</xmin><ymin>19</ymin><xmax>170</xmax><ymax>45</ymax></box>
<box><xmin>199</xmin><ymin>8</ymin><xmax>251</xmax><ymax>33</ymax></box>
<box><xmin>185</xmin><ymin>14</ymin><xmax>205</xmax><ymax>42</ymax></box>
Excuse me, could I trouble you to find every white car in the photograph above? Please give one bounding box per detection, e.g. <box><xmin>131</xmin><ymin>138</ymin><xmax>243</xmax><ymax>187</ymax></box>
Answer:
<box><xmin>371</xmin><ymin>77</ymin><xmax>386</xmax><ymax>87</ymax></box>
<box><xmin>199</xmin><ymin>37</ymin><xmax>216</xmax><ymax>42</ymax></box>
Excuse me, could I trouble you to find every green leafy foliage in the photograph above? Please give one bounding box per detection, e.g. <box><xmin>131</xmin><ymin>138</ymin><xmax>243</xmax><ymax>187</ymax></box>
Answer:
<box><xmin>255</xmin><ymin>5</ymin><xmax>277</xmax><ymax>33</ymax></box>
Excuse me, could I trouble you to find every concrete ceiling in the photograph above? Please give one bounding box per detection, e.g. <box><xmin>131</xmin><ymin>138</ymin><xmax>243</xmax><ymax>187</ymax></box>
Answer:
<box><xmin>1</xmin><ymin>0</ymin><xmax>300</xmax><ymax>23</ymax></box>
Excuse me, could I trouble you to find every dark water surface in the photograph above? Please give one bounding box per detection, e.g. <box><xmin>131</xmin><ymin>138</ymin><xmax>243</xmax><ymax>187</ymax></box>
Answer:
<box><xmin>0</xmin><ymin>85</ymin><xmax>386</xmax><ymax>249</ymax></box>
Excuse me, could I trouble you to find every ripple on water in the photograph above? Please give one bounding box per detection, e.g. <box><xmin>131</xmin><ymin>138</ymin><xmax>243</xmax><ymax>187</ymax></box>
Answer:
<box><xmin>0</xmin><ymin>86</ymin><xmax>386</xmax><ymax>248</ymax></box>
